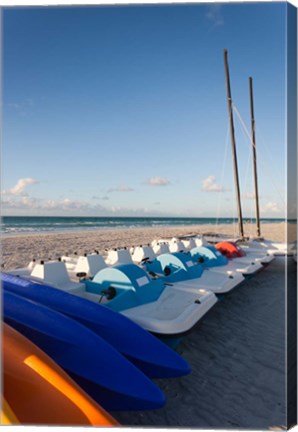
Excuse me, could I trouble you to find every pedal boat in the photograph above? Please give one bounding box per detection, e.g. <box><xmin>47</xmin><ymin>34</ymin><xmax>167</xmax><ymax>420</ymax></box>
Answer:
<box><xmin>130</xmin><ymin>245</ymin><xmax>244</xmax><ymax>295</ymax></box>
<box><xmin>2</xmin><ymin>271</ymin><xmax>190</xmax><ymax>379</ymax></box>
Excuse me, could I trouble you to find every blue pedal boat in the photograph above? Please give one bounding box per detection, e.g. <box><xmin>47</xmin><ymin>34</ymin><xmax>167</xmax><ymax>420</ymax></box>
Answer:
<box><xmin>190</xmin><ymin>244</ymin><xmax>263</xmax><ymax>276</ymax></box>
<box><xmin>86</xmin><ymin>262</ymin><xmax>217</xmax><ymax>337</ymax></box>
<box><xmin>131</xmin><ymin>246</ymin><xmax>244</xmax><ymax>294</ymax></box>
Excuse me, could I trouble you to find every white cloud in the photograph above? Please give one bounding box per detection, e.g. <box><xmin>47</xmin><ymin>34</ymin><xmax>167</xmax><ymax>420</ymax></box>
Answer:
<box><xmin>205</xmin><ymin>4</ymin><xmax>224</xmax><ymax>28</ymax></box>
<box><xmin>110</xmin><ymin>206</ymin><xmax>158</xmax><ymax>216</ymax></box>
<box><xmin>92</xmin><ymin>196</ymin><xmax>109</xmax><ymax>201</ymax></box>
<box><xmin>1</xmin><ymin>195</ymin><xmax>112</xmax><ymax>216</ymax></box>
<box><xmin>202</xmin><ymin>176</ymin><xmax>224</xmax><ymax>192</ymax></box>
<box><xmin>1</xmin><ymin>197</ymin><xmax>21</xmax><ymax>209</ymax></box>
<box><xmin>3</xmin><ymin>178</ymin><xmax>39</xmax><ymax>196</ymax></box>
<box><xmin>107</xmin><ymin>185</ymin><xmax>134</xmax><ymax>193</ymax></box>
<box><xmin>242</xmin><ymin>192</ymin><xmax>256</xmax><ymax>200</ymax></box>
<box><xmin>7</xmin><ymin>98</ymin><xmax>34</xmax><ymax>116</ymax></box>
<box><xmin>21</xmin><ymin>196</ymin><xmax>39</xmax><ymax>207</ymax></box>
<box><xmin>262</xmin><ymin>201</ymin><xmax>284</xmax><ymax>214</ymax></box>
<box><xmin>42</xmin><ymin>198</ymin><xmax>91</xmax><ymax>211</ymax></box>
<box><xmin>144</xmin><ymin>177</ymin><xmax>171</xmax><ymax>186</ymax></box>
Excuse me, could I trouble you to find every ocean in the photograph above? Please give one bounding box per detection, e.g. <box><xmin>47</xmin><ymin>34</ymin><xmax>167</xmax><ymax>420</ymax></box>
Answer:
<box><xmin>1</xmin><ymin>216</ymin><xmax>288</xmax><ymax>236</ymax></box>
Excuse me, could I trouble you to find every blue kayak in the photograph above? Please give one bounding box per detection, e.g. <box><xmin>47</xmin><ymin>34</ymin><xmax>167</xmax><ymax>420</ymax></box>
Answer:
<box><xmin>1</xmin><ymin>273</ymin><xmax>190</xmax><ymax>379</ymax></box>
<box><xmin>3</xmin><ymin>290</ymin><xmax>165</xmax><ymax>411</ymax></box>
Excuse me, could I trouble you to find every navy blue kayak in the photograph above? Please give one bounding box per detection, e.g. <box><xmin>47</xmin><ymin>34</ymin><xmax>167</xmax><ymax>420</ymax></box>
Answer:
<box><xmin>3</xmin><ymin>290</ymin><xmax>165</xmax><ymax>411</ymax></box>
<box><xmin>1</xmin><ymin>273</ymin><xmax>190</xmax><ymax>378</ymax></box>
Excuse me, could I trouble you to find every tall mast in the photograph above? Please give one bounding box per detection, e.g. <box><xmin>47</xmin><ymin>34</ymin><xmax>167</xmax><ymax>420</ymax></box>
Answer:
<box><xmin>249</xmin><ymin>77</ymin><xmax>261</xmax><ymax>238</ymax></box>
<box><xmin>223</xmin><ymin>49</ymin><xmax>244</xmax><ymax>239</ymax></box>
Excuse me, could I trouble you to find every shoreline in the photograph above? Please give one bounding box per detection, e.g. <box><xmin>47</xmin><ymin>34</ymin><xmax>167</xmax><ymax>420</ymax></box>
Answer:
<box><xmin>1</xmin><ymin>218</ymin><xmax>293</xmax><ymax>238</ymax></box>
<box><xmin>1</xmin><ymin>222</ymin><xmax>291</xmax><ymax>271</ymax></box>
<box><xmin>0</xmin><ymin>220</ymin><xmax>289</xmax><ymax>239</ymax></box>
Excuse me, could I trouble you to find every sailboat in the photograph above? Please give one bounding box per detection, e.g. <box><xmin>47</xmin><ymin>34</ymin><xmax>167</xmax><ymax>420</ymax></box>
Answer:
<box><xmin>204</xmin><ymin>49</ymin><xmax>293</xmax><ymax>257</ymax></box>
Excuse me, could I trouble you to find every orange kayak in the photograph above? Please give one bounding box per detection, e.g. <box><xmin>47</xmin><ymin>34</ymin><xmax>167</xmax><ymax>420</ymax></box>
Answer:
<box><xmin>2</xmin><ymin>323</ymin><xmax>118</xmax><ymax>426</ymax></box>
<box><xmin>1</xmin><ymin>398</ymin><xmax>19</xmax><ymax>424</ymax></box>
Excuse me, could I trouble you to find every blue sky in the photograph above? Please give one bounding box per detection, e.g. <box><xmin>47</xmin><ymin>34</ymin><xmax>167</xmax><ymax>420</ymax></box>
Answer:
<box><xmin>2</xmin><ymin>2</ymin><xmax>290</xmax><ymax>217</ymax></box>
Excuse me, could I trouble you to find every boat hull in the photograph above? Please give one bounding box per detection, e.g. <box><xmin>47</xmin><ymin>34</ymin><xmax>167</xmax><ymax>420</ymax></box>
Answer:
<box><xmin>1</xmin><ymin>272</ymin><xmax>190</xmax><ymax>379</ymax></box>
<box><xmin>2</xmin><ymin>324</ymin><xmax>117</xmax><ymax>426</ymax></box>
<box><xmin>3</xmin><ymin>290</ymin><xmax>165</xmax><ymax>411</ymax></box>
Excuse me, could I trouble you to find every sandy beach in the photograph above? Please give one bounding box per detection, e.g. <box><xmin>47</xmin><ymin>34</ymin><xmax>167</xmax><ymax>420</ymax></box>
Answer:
<box><xmin>1</xmin><ymin>222</ymin><xmax>293</xmax><ymax>271</ymax></box>
<box><xmin>1</xmin><ymin>222</ymin><xmax>296</xmax><ymax>429</ymax></box>
<box><xmin>115</xmin><ymin>255</ymin><xmax>295</xmax><ymax>429</ymax></box>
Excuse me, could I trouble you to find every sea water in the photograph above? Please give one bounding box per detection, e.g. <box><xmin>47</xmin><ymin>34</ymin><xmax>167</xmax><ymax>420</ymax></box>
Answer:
<box><xmin>1</xmin><ymin>216</ymin><xmax>287</xmax><ymax>236</ymax></box>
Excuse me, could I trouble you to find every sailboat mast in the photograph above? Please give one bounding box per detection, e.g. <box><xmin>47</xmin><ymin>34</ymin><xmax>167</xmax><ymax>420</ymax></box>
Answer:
<box><xmin>223</xmin><ymin>49</ymin><xmax>244</xmax><ymax>239</ymax></box>
<box><xmin>249</xmin><ymin>77</ymin><xmax>261</xmax><ymax>238</ymax></box>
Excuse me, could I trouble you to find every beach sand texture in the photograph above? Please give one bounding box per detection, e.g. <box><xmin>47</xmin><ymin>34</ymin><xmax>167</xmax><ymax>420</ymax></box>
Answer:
<box><xmin>1</xmin><ymin>222</ymin><xmax>295</xmax><ymax>429</ymax></box>
<box><xmin>115</xmin><ymin>255</ymin><xmax>295</xmax><ymax>429</ymax></box>
<box><xmin>1</xmin><ymin>222</ymin><xmax>293</xmax><ymax>270</ymax></box>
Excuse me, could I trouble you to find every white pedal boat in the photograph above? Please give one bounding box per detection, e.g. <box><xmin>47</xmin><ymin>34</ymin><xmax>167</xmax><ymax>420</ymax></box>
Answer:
<box><xmin>130</xmin><ymin>245</ymin><xmax>244</xmax><ymax>294</ymax></box>
<box><xmin>153</xmin><ymin>237</ymin><xmax>264</xmax><ymax>276</ymax></box>
<box><xmin>180</xmin><ymin>236</ymin><xmax>273</xmax><ymax>265</ymax></box>
<box><xmin>203</xmin><ymin>234</ymin><xmax>292</xmax><ymax>256</ymax></box>
<box><xmin>8</xmin><ymin>258</ymin><xmax>217</xmax><ymax>337</ymax></box>
<box><xmin>88</xmin><ymin>262</ymin><xmax>218</xmax><ymax>335</ymax></box>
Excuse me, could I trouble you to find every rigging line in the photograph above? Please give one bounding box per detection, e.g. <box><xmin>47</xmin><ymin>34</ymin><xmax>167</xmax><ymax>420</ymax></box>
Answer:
<box><xmin>234</xmin><ymin>111</ymin><xmax>255</xmax><ymax>216</ymax></box>
<box><xmin>243</xmin><ymin>138</ymin><xmax>253</xmax><ymax>200</ymax></box>
<box><xmin>232</xmin><ymin>111</ymin><xmax>254</xmax><ymax>237</ymax></box>
<box><xmin>216</xmin><ymin>121</ymin><xmax>230</xmax><ymax>226</ymax></box>
<box><xmin>230</xmin><ymin>159</ymin><xmax>237</xmax><ymax>238</ymax></box>
<box><xmin>232</xmin><ymin>103</ymin><xmax>285</xmax><ymax>201</ymax></box>
<box><xmin>232</xmin><ymin>103</ymin><xmax>286</xmax><ymax>206</ymax></box>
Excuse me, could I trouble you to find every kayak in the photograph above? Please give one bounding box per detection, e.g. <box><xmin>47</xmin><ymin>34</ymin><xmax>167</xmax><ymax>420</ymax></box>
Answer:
<box><xmin>5</xmin><ymin>259</ymin><xmax>217</xmax><ymax>338</ymax></box>
<box><xmin>2</xmin><ymin>324</ymin><xmax>117</xmax><ymax>426</ymax></box>
<box><xmin>2</xmin><ymin>272</ymin><xmax>190</xmax><ymax>379</ymax></box>
<box><xmin>1</xmin><ymin>399</ymin><xmax>19</xmax><ymax>425</ymax></box>
<box><xmin>3</xmin><ymin>290</ymin><xmax>165</xmax><ymax>411</ymax></box>
<box><xmin>215</xmin><ymin>241</ymin><xmax>272</xmax><ymax>265</ymax></box>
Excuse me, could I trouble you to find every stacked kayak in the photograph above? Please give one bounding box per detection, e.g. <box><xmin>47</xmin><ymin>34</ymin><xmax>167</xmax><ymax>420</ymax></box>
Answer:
<box><xmin>3</xmin><ymin>290</ymin><xmax>166</xmax><ymax>411</ymax></box>
<box><xmin>2</xmin><ymin>323</ymin><xmax>117</xmax><ymax>425</ymax></box>
<box><xmin>2</xmin><ymin>272</ymin><xmax>190</xmax><ymax>379</ymax></box>
<box><xmin>1</xmin><ymin>399</ymin><xmax>19</xmax><ymax>425</ymax></box>
<box><xmin>2</xmin><ymin>230</ymin><xmax>275</xmax><ymax>423</ymax></box>
<box><xmin>5</xmin><ymin>258</ymin><xmax>217</xmax><ymax>337</ymax></box>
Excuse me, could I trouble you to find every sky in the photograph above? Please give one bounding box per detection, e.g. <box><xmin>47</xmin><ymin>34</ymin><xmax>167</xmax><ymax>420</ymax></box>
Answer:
<box><xmin>1</xmin><ymin>2</ymin><xmax>292</xmax><ymax>217</ymax></box>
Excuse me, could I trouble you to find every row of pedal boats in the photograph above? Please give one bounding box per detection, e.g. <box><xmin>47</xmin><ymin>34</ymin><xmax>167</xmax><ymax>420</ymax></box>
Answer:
<box><xmin>2</xmin><ymin>235</ymin><xmax>290</xmax><ymax>424</ymax></box>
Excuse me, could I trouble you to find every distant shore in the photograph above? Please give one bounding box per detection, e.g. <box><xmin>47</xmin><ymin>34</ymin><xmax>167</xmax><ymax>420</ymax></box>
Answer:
<box><xmin>1</xmin><ymin>222</ymin><xmax>293</xmax><ymax>270</ymax></box>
